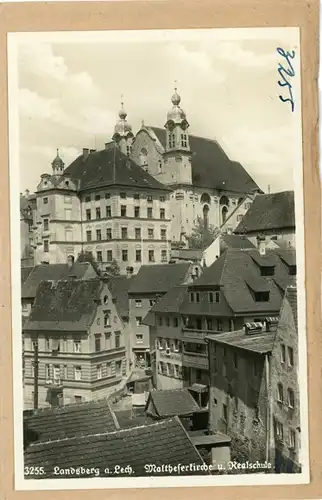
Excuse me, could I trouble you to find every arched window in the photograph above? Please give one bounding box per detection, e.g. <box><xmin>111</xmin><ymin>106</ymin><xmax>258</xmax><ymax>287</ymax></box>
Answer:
<box><xmin>203</xmin><ymin>204</ymin><xmax>209</xmax><ymax>230</ymax></box>
<box><xmin>201</xmin><ymin>193</ymin><xmax>211</xmax><ymax>205</ymax></box>
<box><xmin>220</xmin><ymin>195</ymin><xmax>229</xmax><ymax>206</ymax></box>
<box><xmin>168</xmin><ymin>134</ymin><xmax>175</xmax><ymax>148</ymax></box>
<box><xmin>221</xmin><ymin>206</ymin><xmax>228</xmax><ymax>224</ymax></box>
<box><xmin>139</xmin><ymin>148</ymin><xmax>148</xmax><ymax>166</ymax></box>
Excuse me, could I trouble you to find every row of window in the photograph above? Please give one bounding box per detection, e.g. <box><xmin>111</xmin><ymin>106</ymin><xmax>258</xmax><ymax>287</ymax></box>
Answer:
<box><xmin>156</xmin><ymin>338</ymin><xmax>182</xmax><ymax>352</ymax></box>
<box><xmin>189</xmin><ymin>291</ymin><xmax>220</xmax><ymax>304</ymax></box>
<box><xmin>274</xmin><ymin>420</ymin><xmax>297</xmax><ymax>449</ymax></box>
<box><xmin>86</xmin><ymin>227</ymin><xmax>167</xmax><ymax>242</ymax></box>
<box><xmin>96</xmin><ymin>248</ymin><xmax>167</xmax><ymax>263</ymax></box>
<box><xmin>155</xmin><ymin>315</ymin><xmax>226</xmax><ymax>332</ymax></box>
<box><xmin>85</xmin><ymin>206</ymin><xmax>166</xmax><ymax>221</ymax></box>
<box><xmin>134</xmin><ymin>299</ymin><xmax>156</xmax><ymax>308</ymax></box>
<box><xmin>29</xmin><ymin>360</ymin><xmax>123</xmax><ymax>381</ymax></box>
<box><xmin>167</xmin><ymin>133</ymin><xmax>188</xmax><ymax>149</ymax></box>
<box><xmin>158</xmin><ymin>361</ymin><xmax>182</xmax><ymax>378</ymax></box>
<box><xmin>30</xmin><ymin>331</ymin><xmax>122</xmax><ymax>354</ymax></box>
<box><xmin>84</xmin><ymin>193</ymin><xmax>166</xmax><ymax>203</ymax></box>
<box><xmin>277</xmin><ymin>384</ymin><xmax>295</xmax><ymax>408</ymax></box>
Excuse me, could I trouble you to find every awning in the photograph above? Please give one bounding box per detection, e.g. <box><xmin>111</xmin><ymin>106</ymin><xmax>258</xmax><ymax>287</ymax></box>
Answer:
<box><xmin>188</xmin><ymin>383</ymin><xmax>208</xmax><ymax>394</ymax></box>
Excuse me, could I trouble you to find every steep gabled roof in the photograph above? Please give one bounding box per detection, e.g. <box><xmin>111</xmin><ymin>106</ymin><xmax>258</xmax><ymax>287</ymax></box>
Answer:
<box><xmin>182</xmin><ymin>248</ymin><xmax>296</xmax><ymax>315</ymax></box>
<box><xmin>284</xmin><ymin>285</ymin><xmax>298</xmax><ymax>331</ymax></box>
<box><xmin>24</xmin><ymin>399</ymin><xmax>119</xmax><ymax>446</ymax></box>
<box><xmin>146</xmin><ymin>285</ymin><xmax>188</xmax><ymax>317</ymax></box>
<box><xmin>64</xmin><ymin>145</ymin><xmax>170</xmax><ymax>192</ymax></box>
<box><xmin>234</xmin><ymin>191</ymin><xmax>295</xmax><ymax>233</ymax></box>
<box><xmin>21</xmin><ymin>266</ymin><xmax>34</xmax><ymax>287</ymax></box>
<box><xmin>128</xmin><ymin>262</ymin><xmax>191</xmax><ymax>295</ymax></box>
<box><xmin>146</xmin><ymin>389</ymin><xmax>200</xmax><ymax>418</ymax></box>
<box><xmin>106</xmin><ymin>275</ymin><xmax>133</xmax><ymax>318</ymax></box>
<box><xmin>149</xmin><ymin>127</ymin><xmax>260</xmax><ymax>193</ymax></box>
<box><xmin>21</xmin><ymin>262</ymin><xmax>97</xmax><ymax>299</ymax></box>
<box><xmin>24</xmin><ymin>417</ymin><xmax>207</xmax><ymax>477</ymax></box>
<box><xmin>23</xmin><ymin>279</ymin><xmax>102</xmax><ymax>331</ymax></box>
<box><xmin>206</xmin><ymin>329</ymin><xmax>276</xmax><ymax>354</ymax></box>
<box><xmin>221</xmin><ymin>234</ymin><xmax>256</xmax><ymax>251</ymax></box>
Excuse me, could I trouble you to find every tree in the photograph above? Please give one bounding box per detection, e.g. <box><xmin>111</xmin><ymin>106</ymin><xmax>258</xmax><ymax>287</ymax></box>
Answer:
<box><xmin>185</xmin><ymin>216</ymin><xmax>219</xmax><ymax>250</ymax></box>
<box><xmin>76</xmin><ymin>250</ymin><xmax>100</xmax><ymax>275</ymax></box>
<box><xmin>105</xmin><ymin>259</ymin><xmax>121</xmax><ymax>276</ymax></box>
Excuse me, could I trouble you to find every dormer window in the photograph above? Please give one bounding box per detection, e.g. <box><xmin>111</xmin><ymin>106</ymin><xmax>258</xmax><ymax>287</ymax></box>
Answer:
<box><xmin>260</xmin><ymin>266</ymin><xmax>275</xmax><ymax>276</ymax></box>
<box><xmin>288</xmin><ymin>265</ymin><xmax>296</xmax><ymax>276</ymax></box>
<box><xmin>254</xmin><ymin>291</ymin><xmax>270</xmax><ymax>302</ymax></box>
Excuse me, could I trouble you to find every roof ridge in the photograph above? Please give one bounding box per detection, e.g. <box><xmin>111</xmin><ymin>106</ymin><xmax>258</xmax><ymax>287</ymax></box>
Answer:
<box><xmin>29</xmin><ymin>418</ymin><xmax>175</xmax><ymax>446</ymax></box>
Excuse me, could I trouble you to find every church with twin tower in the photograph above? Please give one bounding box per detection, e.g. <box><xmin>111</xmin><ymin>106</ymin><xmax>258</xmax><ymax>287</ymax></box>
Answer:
<box><xmin>31</xmin><ymin>87</ymin><xmax>260</xmax><ymax>274</ymax></box>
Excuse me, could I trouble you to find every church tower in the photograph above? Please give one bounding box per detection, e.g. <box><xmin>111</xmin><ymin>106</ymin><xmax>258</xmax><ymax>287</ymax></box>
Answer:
<box><xmin>112</xmin><ymin>99</ymin><xmax>134</xmax><ymax>156</ymax></box>
<box><xmin>163</xmin><ymin>86</ymin><xmax>192</xmax><ymax>185</ymax></box>
<box><xmin>51</xmin><ymin>149</ymin><xmax>65</xmax><ymax>176</ymax></box>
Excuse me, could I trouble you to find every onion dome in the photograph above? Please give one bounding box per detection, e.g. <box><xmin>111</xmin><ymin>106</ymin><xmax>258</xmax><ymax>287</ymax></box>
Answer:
<box><xmin>113</xmin><ymin>99</ymin><xmax>133</xmax><ymax>138</ymax></box>
<box><xmin>167</xmin><ymin>86</ymin><xmax>187</xmax><ymax>123</ymax></box>
<box><xmin>51</xmin><ymin>149</ymin><xmax>65</xmax><ymax>172</ymax></box>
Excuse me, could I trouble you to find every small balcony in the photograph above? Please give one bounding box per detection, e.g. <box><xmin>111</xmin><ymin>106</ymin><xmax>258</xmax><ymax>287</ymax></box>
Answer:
<box><xmin>44</xmin><ymin>378</ymin><xmax>63</xmax><ymax>390</ymax></box>
<box><xmin>182</xmin><ymin>352</ymin><xmax>209</xmax><ymax>370</ymax></box>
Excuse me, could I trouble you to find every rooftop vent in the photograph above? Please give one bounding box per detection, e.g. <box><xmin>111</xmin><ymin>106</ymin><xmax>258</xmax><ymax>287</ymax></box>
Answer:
<box><xmin>264</xmin><ymin>316</ymin><xmax>279</xmax><ymax>332</ymax></box>
<box><xmin>244</xmin><ymin>322</ymin><xmax>263</xmax><ymax>335</ymax></box>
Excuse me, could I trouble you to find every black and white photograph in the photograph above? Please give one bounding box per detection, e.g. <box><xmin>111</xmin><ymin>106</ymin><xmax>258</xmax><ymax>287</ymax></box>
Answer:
<box><xmin>8</xmin><ymin>27</ymin><xmax>308</xmax><ymax>489</ymax></box>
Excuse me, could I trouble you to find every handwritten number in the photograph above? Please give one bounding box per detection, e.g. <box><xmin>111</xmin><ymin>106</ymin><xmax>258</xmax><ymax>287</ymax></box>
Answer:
<box><xmin>276</xmin><ymin>47</ymin><xmax>296</xmax><ymax>113</ymax></box>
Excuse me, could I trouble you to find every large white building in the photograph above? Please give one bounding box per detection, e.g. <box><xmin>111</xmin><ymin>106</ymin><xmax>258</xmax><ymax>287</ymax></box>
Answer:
<box><xmin>28</xmin><ymin>88</ymin><xmax>261</xmax><ymax>274</ymax></box>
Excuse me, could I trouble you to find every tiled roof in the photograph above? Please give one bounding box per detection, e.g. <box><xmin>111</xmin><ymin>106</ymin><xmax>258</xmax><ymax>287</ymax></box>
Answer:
<box><xmin>284</xmin><ymin>285</ymin><xmax>298</xmax><ymax>330</ymax></box>
<box><xmin>128</xmin><ymin>262</ymin><xmax>191</xmax><ymax>295</ymax></box>
<box><xmin>21</xmin><ymin>266</ymin><xmax>33</xmax><ymax>287</ymax></box>
<box><xmin>234</xmin><ymin>191</ymin><xmax>295</xmax><ymax>233</ymax></box>
<box><xmin>106</xmin><ymin>276</ymin><xmax>133</xmax><ymax>318</ymax></box>
<box><xmin>181</xmin><ymin>248</ymin><xmax>296</xmax><ymax>315</ymax></box>
<box><xmin>24</xmin><ymin>417</ymin><xmax>207</xmax><ymax>477</ymax></box>
<box><xmin>113</xmin><ymin>410</ymin><xmax>155</xmax><ymax>429</ymax></box>
<box><xmin>170</xmin><ymin>249</ymin><xmax>203</xmax><ymax>261</ymax></box>
<box><xmin>206</xmin><ymin>329</ymin><xmax>276</xmax><ymax>354</ymax></box>
<box><xmin>24</xmin><ymin>399</ymin><xmax>119</xmax><ymax>446</ymax></box>
<box><xmin>23</xmin><ymin>279</ymin><xmax>101</xmax><ymax>331</ymax></box>
<box><xmin>64</xmin><ymin>145</ymin><xmax>170</xmax><ymax>192</ymax></box>
<box><xmin>146</xmin><ymin>389</ymin><xmax>200</xmax><ymax>418</ymax></box>
<box><xmin>146</xmin><ymin>285</ymin><xmax>188</xmax><ymax>317</ymax></box>
<box><xmin>150</xmin><ymin>127</ymin><xmax>260</xmax><ymax>193</ymax></box>
<box><xmin>21</xmin><ymin>263</ymin><xmax>96</xmax><ymax>299</ymax></box>
<box><xmin>221</xmin><ymin>235</ymin><xmax>256</xmax><ymax>251</ymax></box>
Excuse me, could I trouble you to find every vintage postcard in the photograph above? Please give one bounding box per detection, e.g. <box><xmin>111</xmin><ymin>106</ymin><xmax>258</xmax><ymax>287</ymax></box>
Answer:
<box><xmin>8</xmin><ymin>26</ymin><xmax>310</xmax><ymax>491</ymax></box>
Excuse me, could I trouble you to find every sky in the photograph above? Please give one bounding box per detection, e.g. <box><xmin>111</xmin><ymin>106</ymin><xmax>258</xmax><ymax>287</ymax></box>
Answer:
<box><xmin>15</xmin><ymin>29</ymin><xmax>301</xmax><ymax>194</ymax></box>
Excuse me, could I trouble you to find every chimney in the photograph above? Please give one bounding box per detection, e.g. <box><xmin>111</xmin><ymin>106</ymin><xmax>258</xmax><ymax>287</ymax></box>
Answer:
<box><xmin>67</xmin><ymin>255</ymin><xmax>75</xmax><ymax>269</ymax></box>
<box><xmin>25</xmin><ymin>189</ymin><xmax>30</xmax><ymax>198</ymax></box>
<box><xmin>265</xmin><ymin>317</ymin><xmax>279</xmax><ymax>332</ymax></box>
<box><xmin>90</xmin><ymin>149</ymin><xmax>96</xmax><ymax>154</ymax></box>
<box><xmin>105</xmin><ymin>142</ymin><xmax>112</xmax><ymax>150</ymax></box>
<box><xmin>244</xmin><ymin>322</ymin><xmax>263</xmax><ymax>335</ymax></box>
<box><xmin>126</xmin><ymin>266</ymin><xmax>134</xmax><ymax>278</ymax></box>
<box><xmin>83</xmin><ymin>148</ymin><xmax>90</xmax><ymax>159</ymax></box>
<box><xmin>257</xmin><ymin>235</ymin><xmax>266</xmax><ymax>255</ymax></box>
